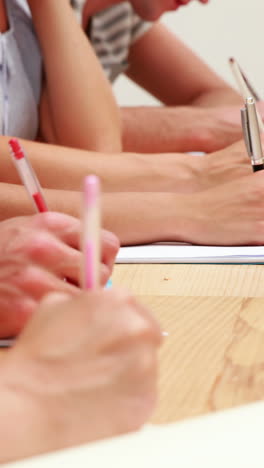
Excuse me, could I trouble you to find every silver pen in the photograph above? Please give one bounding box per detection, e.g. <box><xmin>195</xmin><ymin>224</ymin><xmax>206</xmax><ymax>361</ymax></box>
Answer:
<box><xmin>229</xmin><ymin>57</ymin><xmax>264</xmax><ymax>133</ymax></box>
<box><xmin>229</xmin><ymin>57</ymin><xmax>260</xmax><ymax>101</ymax></box>
<box><xmin>241</xmin><ymin>97</ymin><xmax>264</xmax><ymax>172</ymax></box>
<box><xmin>237</xmin><ymin>61</ymin><xmax>260</xmax><ymax>102</ymax></box>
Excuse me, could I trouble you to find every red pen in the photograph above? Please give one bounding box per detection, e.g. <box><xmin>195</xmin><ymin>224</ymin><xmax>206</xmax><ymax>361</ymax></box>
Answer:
<box><xmin>8</xmin><ymin>138</ymin><xmax>48</xmax><ymax>212</ymax></box>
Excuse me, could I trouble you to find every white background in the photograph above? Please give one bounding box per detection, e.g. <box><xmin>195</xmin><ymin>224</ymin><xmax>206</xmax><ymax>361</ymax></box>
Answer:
<box><xmin>113</xmin><ymin>0</ymin><xmax>263</xmax><ymax>105</ymax></box>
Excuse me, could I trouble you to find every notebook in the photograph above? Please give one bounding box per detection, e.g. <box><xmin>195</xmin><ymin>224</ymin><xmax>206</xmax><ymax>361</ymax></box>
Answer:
<box><xmin>6</xmin><ymin>401</ymin><xmax>264</xmax><ymax>468</ymax></box>
<box><xmin>116</xmin><ymin>243</ymin><xmax>264</xmax><ymax>264</ymax></box>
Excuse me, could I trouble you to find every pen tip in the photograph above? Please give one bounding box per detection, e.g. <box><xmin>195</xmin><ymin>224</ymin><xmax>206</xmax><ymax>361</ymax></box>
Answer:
<box><xmin>8</xmin><ymin>138</ymin><xmax>24</xmax><ymax>160</ymax></box>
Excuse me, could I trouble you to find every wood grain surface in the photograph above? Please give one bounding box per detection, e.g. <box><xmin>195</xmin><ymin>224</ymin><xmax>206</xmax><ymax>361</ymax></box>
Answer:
<box><xmin>113</xmin><ymin>264</ymin><xmax>264</xmax><ymax>297</ymax></box>
<box><xmin>2</xmin><ymin>264</ymin><xmax>264</xmax><ymax>427</ymax></box>
<box><xmin>135</xmin><ymin>295</ymin><xmax>264</xmax><ymax>424</ymax></box>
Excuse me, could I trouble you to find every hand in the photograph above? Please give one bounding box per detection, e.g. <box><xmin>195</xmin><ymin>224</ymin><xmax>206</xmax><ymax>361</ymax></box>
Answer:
<box><xmin>193</xmin><ymin>103</ymin><xmax>264</xmax><ymax>153</ymax></box>
<box><xmin>185</xmin><ymin>170</ymin><xmax>264</xmax><ymax>245</ymax></box>
<box><xmin>1</xmin><ymin>290</ymin><xmax>161</xmax><ymax>460</ymax></box>
<box><xmin>199</xmin><ymin>139</ymin><xmax>252</xmax><ymax>190</ymax></box>
<box><xmin>159</xmin><ymin>140</ymin><xmax>251</xmax><ymax>195</ymax></box>
<box><xmin>101</xmin><ymin>228</ymin><xmax>120</xmax><ymax>284</ymax></box>
<box><xmin>0</xmin><ymin>213</ymin><xmax>119</xmax><ymax>337</ymax></box>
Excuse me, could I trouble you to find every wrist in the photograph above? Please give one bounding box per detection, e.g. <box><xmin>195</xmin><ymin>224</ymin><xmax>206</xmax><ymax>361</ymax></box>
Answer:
<box><xmin>182</xmin><ymin>107</ymin><xmax>218</xmax><ymax>153</ymax></box>
<box><xmin>169</xmin><ymin>190</ymin><xmax>219</xmax><ymax>245</ymax></box>
<box><xmin>131</xmin><ymin>152</ymin><xmax>205</xmax><ymax>194</ymax></box>
<box><xmin>160</xmin><ymin>153</ymin><xmax>205</xmax><ymax>193</ymax></box>
<box><xmin>172</xmin><ymin>107</ymin><xmax>209</xmax><ymax>153</ymax></box>
<box><xmin>0</xmin><ymin>359</ymin><xmax>62</xmax><ymax>462</ymax></box>
<box><xmin>153</xmin><ymin>192</ymin><xmax>196</xmax><ymax>243</ymax></box>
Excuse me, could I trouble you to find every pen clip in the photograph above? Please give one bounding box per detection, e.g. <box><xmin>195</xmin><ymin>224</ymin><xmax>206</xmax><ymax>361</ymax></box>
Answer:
<box><xmin>241</xmin><ymin>107</ymin><xmax>253</xmax><ymax>158</ymax></box>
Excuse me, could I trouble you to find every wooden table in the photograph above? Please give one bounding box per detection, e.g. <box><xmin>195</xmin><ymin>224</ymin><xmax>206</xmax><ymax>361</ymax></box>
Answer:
<box><xmin>113</xmin><ymin>264</ymin><xmax>264</xmax><ymax>424</ymax></box>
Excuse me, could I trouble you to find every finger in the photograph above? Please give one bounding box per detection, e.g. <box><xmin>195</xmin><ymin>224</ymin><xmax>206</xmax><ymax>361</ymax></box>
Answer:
<box><xmin>100</xmin><ymin>262</ymin><xmax>111</xmax><ymax>287</ymax></box>
<box><xmin>32</xmin><ymin>212</ymin><xmax>81</xmax><ymax>250</ymax></box>
<box><xmin>101</xmin><ymin>230</ymin><xmax>120</xmax><ymax>274</ymax></box>
<box><xmin>23</xmin><ymin>231</ymin><xmax>82</xmax><ymax>285</ymax></box>
<box><xmin>126</xmin><ymin>294</ymin><xmax>163</xmax><ymax>346</ymax></box>
<box><xmin>101</xmin><ymin>289</ymin><xmax>163</xmax><ymax>347</ymax></box>
<box><xmin>14</xmin><ymin>264</ymin><xmax>79</xmax><ymax>300</ymax></box>
<box><xmin>45</xmin><ymin>243</ymin><xmax>81</xmax><ymax>286</ymax></box>
<box><xmin>0</xmin><ymin>295</ymin><xmax>36</xmax><ymax>338</ymax></box>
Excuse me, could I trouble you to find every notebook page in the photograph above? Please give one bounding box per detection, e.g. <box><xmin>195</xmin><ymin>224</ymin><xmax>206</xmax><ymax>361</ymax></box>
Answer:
<box><xmin>7</xmin><ymin>402</ymin><xmax>264</xmax><ymax>468</ymax></box>
<box><xmin>116</xmin><ymin>243</ymin><xmax>264</xmax><ymax>264</ymax></box>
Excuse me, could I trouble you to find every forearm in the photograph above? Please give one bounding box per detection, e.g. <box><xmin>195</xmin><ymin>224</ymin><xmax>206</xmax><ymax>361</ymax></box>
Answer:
<box><xmin>28</xmin><ymin>0</ymin><xmax>121</xmax><ymax>152</ymax></box>
<box><xmin>0</xmin><ymin>137</ymin><xmax>202</xmax><ymax>193</ymax></box>
<box><xmin>122</xmin><ymin>106</ymin><xmax>207</xmax><ymax>153</ymax></box>
<box><xmin>190</xmin><ymin>86</ymin><xmax>242</xmax><ymax>107</ymax></box>
<box><xmin>0</xmin><ymin>181</ymin><xmax>193</xmax><ymax>246</ymax></box>
<box><xmin>0</xmin><ymin>182</ymin><xmax>81</xmax><ymax>220</ymax></box>
<box><xmin>102</xmin><ymin>192</ymin><xmax>191</xmax><ymax>245</ymax></box>
<box><xmin>121</xmin><ymin>105</ymin><xmax>242</xmax><ymax>153</ymax></box>
<box><xmin>127</xmin><ymin>23</ymin><xmax>241</xmax><ymax>110</ymax></box>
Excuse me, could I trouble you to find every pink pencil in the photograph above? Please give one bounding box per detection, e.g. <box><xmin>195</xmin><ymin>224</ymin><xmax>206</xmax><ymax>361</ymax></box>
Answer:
<box><xmin>9</xmin><ymin>138</ymin><xmax>48</xmax><ymax>213</ymax></box>
<box><xmin>82</xmin><ymin>175</ymin><xmax>101</xmax><ymax>289</ymax></box>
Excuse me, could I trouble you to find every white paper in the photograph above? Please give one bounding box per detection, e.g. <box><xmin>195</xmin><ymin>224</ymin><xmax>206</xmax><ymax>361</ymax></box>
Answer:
<box><xmin>116</xmin><ymin>243</ymin><xmax>264</xmax><ymax>264</ymax></box>
<box><xmin>6</xmin><ymin>402</ymin><xmax>264</xmax><ymax>468</ymax></box>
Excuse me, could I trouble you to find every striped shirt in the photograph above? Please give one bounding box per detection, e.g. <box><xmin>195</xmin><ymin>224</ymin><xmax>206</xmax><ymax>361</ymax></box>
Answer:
<box><xmin>72</xmin><ymin>1</ymin><xmax>151</xmax><ymax>82</ymax></box>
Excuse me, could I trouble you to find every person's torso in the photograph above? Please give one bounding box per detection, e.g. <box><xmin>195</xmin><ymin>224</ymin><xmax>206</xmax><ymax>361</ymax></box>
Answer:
<box><xmin>0</xmin><ymin>0</ymin><xmax>42</xmax><ymax>139</ymax></box>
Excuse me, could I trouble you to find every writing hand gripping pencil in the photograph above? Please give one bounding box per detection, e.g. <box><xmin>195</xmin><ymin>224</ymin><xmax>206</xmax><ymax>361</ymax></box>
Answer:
<box><xmin>0</xmin><ymin>139</ymin><xmax>48</xmax><ymax>349</ymax></box>
<box><xmin>241</xmin><ymin>97</ymin><xmax>264</xmax><ymax>172</ymax></box>
<box><xmin>81</xmin><ymin>177</ymin><xmax>168</xmax><ymax>336</ymax></box>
